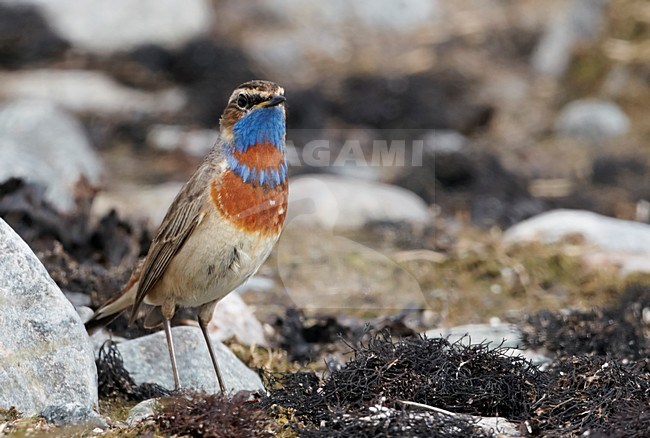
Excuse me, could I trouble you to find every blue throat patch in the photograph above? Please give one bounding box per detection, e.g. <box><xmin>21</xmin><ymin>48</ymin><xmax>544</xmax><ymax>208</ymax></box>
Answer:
<box><xmin>226</xmin><ymin>106</ymin><xmax>287</xmax><ymax>188</ymax></box>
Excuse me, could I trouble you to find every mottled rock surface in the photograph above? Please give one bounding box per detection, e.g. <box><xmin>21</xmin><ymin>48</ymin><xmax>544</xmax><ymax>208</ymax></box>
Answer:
<box><xmin>41</xmin><ymin>403</ymin><xmax>106</xmax><ymax>427</ymax></box>
<box><xmin>126</xmin><ymin>399</ymin><xmax>159</xmax><ymax>426</ymax></box>
<box><xmin>0</xmin><ymin>219</ymin><xmax>97</xmax><ymax>418</ymax></box>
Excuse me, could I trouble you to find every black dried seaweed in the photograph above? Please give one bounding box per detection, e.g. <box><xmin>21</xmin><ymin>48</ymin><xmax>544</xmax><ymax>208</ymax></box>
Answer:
<box><xmin>530</xmin><ymin>355</ymin><xmax>650</xmax><ymax>437</ymax></box>
<box><xmin>266</xmin><ymin>331</ymin><xmax>544</xmax><ymax>437</ymax></box>
<box><xmin>96</xmin><ymin>340</ymin><xmax>171</xmax><ymax>401</ymax></box>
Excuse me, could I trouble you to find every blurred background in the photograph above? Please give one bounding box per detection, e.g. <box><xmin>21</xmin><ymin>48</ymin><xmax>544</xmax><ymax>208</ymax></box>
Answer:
<box><xmin>0</xmin><ymin>0</ymin><xmax>649</xmax><ymax>328</ymax></box>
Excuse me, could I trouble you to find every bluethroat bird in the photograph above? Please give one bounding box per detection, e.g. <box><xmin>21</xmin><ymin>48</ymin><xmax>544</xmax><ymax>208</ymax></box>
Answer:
<box><xmin>85</xmin><ymin>80</ymin><xmax>288</xmax><ymax>393</ymax></box>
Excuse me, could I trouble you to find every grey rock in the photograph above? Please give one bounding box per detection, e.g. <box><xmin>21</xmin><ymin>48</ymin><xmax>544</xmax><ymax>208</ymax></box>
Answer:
<box><xmin>207</xmin><ymin>292</ymin><xmax>268</xmax><ymax>347</ymax></box>
<box><xmin>532</xmin><ymin>0</ymin><xmax>608</xmax><ymax>77</ymax></box>
<box><xmin>126</xmin><ymin>399</ymin><xmax>159</xmax><ymax>426</ymax></box>
<box><xmin>423</xmin><ymin>130</ymin><xmax>468</xmax><ymax>155</ymax></box>
<box><xmin>425</xmin><ymin>323</ymin><xmax>551</xmax><ymax>369</ymax></box>
<box><xmin>12</xmin><ymin>0</ymin><xmax>213</xmax><ymax>53</ymax></box>
<box><xmin>41</xmin><ymin>403</ymin><xmax>106</xmax><ymax>427</ymax></box>
<box><xmin>64</xmin><ymin>291</ymin><xmax>92</xmax><ymax>308</ymax></box>
<box><xmin>555</xmin><ymin>99</ymin><xmax>630</xmax><ymax>141</ymax></box>
<box><xmin>584</xmin><ymin>251</ymin><xmax>650</xmax><ymax>276</ymax></box>
<box><xmin>426</xmin><ymin>323</ymin><xmax>523</xmax><ymax>350</ymax></box>
<box><xmin>504</xmin><ymin>209</ymin><xmax>650</xmax><ymax>254</ymax></box>
<box><xmin>0</xmin><ymin>99</ymin><xmax>102</xmax><ymax>212</ymax></box>
<box><xmin>504</xmin><ymin>209</ymin><xmax>650</xmax><ymax>275</ymax></box>
<box><xmin>92</xmin><ymin>182</ymin><xmax>184</xmax><ymax>229</ymax></box>
<box><xmin>288</xmin><ymin>174</ymin><xmax>431</xmax><ymax>230</ymax></box>
<box><xmin>89</xmin><ymin>329</ymin><xmax>127</xmax><ymax>353</ymax></box>
<box><xmin>75</xmin><ymin>305</ymin><xmax>94</xmax><ymax>323</ymax></box>
<box><xmin>0</xmin><ymin>70</ymin><xmax>186</xmax><ymax>116</ymax></box>
<box><xmin>147</xmin><ymin>124</ymin><xmax>219</xmax><ymax>158</ymax></box>
<box><xmin>0</xmin><ymin>219</ymin><xmax>98</xmax><ymax>417</ymax></box>
<box><xmin>116</xmin><ymin>326</ymin><xmax>265</xmax><ymax>394</ymax></box>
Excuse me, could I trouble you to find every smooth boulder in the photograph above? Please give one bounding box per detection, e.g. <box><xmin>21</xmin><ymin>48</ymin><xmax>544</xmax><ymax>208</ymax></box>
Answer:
<box><xmin>115</xmin><ymin>326</ymin><xmax>265</xmax><ymax>394</ymax></box>
<box><xmin>504</xmin><ymin>209</ymin><xmax>650</xmax><ymax>274</ymax></box>
<box><xmin>555</xmin><ymin>99</ymin><xmax>630</xmax><ymax>141</ymax></box>
<box><xmin>504</xmin><ymin>209</ymin><xmax>650</xmax><ymax>254</ymax></box>
<box><xmin>288</xmin><ymin>174</ymin><xmax>431</xmax><ymax>230</ymax></box>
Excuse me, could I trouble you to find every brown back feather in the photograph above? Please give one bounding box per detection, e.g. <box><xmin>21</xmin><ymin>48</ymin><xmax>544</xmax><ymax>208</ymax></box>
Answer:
<box><xmin>129</xmin><ymin>148</ymin><xmax>222</xmax><ymax>324</ymax></box>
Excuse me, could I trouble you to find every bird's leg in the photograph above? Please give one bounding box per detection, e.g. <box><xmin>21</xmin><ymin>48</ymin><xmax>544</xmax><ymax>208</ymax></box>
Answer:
<box><xmin>161</xmin><ymin>299</ymin><xmax>181</xmax><ymax>390</ymax></box>
<box><xmin>198</xmin><ymin>301</ymin><xmax>226</xmax><ymax>394</ymax></box>
<box><xmin>162</xmin><ymin>318</ymin><xmax>181</xmax><ymax>390</ymax></box>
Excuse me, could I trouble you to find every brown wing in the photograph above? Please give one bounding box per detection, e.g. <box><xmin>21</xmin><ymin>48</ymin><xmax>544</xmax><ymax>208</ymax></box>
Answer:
<box><xmin>129</xmin><ymin>151</ymin><xmax>221</xmax><ymax>324</ymax></box>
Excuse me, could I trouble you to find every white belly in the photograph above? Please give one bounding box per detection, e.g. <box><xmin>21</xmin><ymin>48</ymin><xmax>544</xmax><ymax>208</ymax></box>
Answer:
<box><xmin>149</xmin><ymin>212</ymin><xmax>278</xmax><ymax>308</ymax></box>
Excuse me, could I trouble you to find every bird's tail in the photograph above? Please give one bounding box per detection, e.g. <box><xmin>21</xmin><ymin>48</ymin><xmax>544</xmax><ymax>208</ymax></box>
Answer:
<box><xmin>84</xmin><ymin>276</ymin><xmax>138</xmax><ymax>333</ymax></box>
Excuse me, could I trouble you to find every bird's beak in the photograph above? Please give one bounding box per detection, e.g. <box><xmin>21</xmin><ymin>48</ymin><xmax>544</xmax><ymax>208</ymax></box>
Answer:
<box><xmin>256</xmin><ymin>95</ymin><xmax>286</xmax><ymax>109</ymax></box>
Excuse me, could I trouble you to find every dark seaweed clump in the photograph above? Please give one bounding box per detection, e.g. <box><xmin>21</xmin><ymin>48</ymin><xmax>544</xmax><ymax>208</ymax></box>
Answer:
<box><xmin>96</xmin><ymin>340</ymin><xmax>171</xmax><ymax>401</ymax></box>
<box><xmin>265</xmin><ymin>332</ymin><xmax>543</xmax><ymax>437</ymax></box>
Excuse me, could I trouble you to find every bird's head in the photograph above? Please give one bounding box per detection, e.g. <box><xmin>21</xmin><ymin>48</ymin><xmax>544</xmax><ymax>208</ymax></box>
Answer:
<box><xmin>219</xmin><ymin>80</ymin><xmax>287</xmax><ymax>188</ymax></box>
<box><xmin>220</xmin><ymin>80</ymin><xmax>286</xmax><ymax>149</ymax></box>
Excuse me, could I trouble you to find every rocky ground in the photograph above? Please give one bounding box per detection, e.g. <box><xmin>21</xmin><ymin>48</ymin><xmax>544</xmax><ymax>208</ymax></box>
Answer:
<box><xmin>0</xmin><ymin>0</ymin><xmax>649</xmax><ymax>436</ymax></box>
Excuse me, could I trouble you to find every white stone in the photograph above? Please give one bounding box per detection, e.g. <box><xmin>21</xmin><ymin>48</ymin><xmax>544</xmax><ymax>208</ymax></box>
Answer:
<box><xmin>147</xmin><ymin>125</ymin><xmax>219</xmax><ymax>158</ymax></box>
<box><xmin>115</xmin><ymin>326</ymin><xmax>265</xmax><ymax>394</ymax></box>
<box><xmin>583</xmin><ymin>252</ymin><xmax>650</xmax><ymax>276</ymax></box>
<box><xmin>126</xmin><ymin>399</ymin><xmax>158</xmax><ymax>426</ymax></box>
<box><xmin>425</xmin><ymin>323</ymin><xmax>551</xmax><ymax>368</ymax></box>
<box><xmin>504</xmin><ymin>209</ymin><xmax>650</xmax><ymax>254</ymax></box>
<box><xmin>3</xmin><ymin>0</ymin><xmax>213</xmax><ymax>53</ymax></box>
<box><xmin>288</xmin><ymin>174</ymin><xmax>431</xmax><ymax>230</ymax></box>
<box><xmin>208</xmin><ymin>292</ymin><xmax>268</xmax><ymax>347</ymax></box>
<box><xmin>0</xmin><ymin>219</ymin><xmax>98</xmax><ymax>418</ymax></box>
<box><xmin>426</xmin><ymin>323</ymin><xmax>523</xmax><ymax>350</ymax></box>
<box><xmin>555</xmin><ymin>99</ymin><xmax>630</xmax><ymax>141</ymax></box>
<box><xmin>423</xmin><ymin>130</ymin><xmax>468</xmax><ymax>154</ymax></box>
<box><xmin>0</xmin><ymin>99</ymin><xmax>102</xmax><ymax>212</ymax></box>
<box><xmin>0</xmin><ymin>70</ymin><xmax>186</xmax><ymax>116</ymax></box>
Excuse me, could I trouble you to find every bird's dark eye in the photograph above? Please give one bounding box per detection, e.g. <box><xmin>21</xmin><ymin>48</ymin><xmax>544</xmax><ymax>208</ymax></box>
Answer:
<box><xmin>236</xmin><ymin>94</ymin><xmax>250</xmax><ymax>109</ymax></box>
